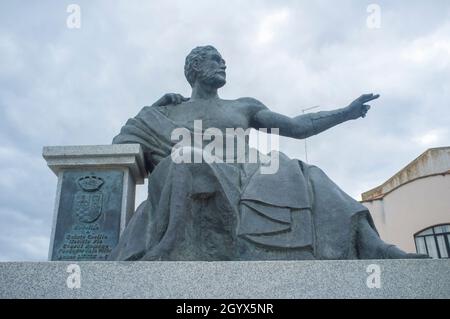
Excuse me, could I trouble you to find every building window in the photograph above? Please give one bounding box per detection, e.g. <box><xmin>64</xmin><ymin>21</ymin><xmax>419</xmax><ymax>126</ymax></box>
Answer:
<box><xmin>414</xmin><ymin>224</ymin><xmax>450</xmax><ymax>259</ymax></box>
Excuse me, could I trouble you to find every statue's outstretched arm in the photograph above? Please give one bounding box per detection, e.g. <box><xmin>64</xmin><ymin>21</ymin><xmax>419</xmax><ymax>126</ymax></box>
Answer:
<box><xmin>250</xmin><ymin>94</ymin><xmax>379</xmax><ymax>139</ymax></box>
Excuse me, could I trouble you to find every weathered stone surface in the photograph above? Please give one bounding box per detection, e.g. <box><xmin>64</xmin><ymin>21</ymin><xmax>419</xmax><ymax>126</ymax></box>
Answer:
<box><xmin>43</xmin><ymin>144</ymin><xmax>146</xmax><ymax>184</ymax></box>
<box><xmin>0</xmin><ymin>260</ymin><xmax>448</xmax><ymax>299</ymax></box>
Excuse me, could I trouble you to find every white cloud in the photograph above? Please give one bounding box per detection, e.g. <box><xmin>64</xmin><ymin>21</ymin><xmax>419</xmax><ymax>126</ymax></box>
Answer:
<box><xmin>413</xmin><ymin>128</ymin><xmax>448</xmax><ymax>147</ymax></box>
<box><xmin>256</xmin><ymin>8</ymin><xmax>290</xmax><ymax>45</ymax></box>
<box><xmin>402</xmin><ymin>22</ymin><xmax>450</xmax><ymax>67</ymax></box>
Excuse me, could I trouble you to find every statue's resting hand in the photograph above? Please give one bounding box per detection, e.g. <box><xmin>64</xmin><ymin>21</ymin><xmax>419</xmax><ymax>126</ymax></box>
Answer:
<box><xmin>345</xmin><ymin>93</ymin><xmax>380</xmax><ymax>120</ymax></box>
<box><xmin>152</xmin><ymin>93</ymin><xmax>189</xmax><ymax>107</ymax></box>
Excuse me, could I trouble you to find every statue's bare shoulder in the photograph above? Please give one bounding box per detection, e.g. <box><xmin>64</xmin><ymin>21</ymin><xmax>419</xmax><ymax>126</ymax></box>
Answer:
<box><xmin>233</xmin><ymin>97</ymin><xmax>268</xmax><ymax>119</ymax></box>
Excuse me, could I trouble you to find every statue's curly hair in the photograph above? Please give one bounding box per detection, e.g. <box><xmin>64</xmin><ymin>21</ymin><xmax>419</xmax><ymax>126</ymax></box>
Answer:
<box><xmin>184</xmin><ymin>45</ymin><xmax>218</xmax><ymax>87</ymax></box>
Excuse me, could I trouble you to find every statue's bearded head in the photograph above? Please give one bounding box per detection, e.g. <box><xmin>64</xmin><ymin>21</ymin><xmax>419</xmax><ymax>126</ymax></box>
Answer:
<box><xmin>184</xmin><ymin>45</ymin><xmax>227</xmax><ymax>89</ymax></box>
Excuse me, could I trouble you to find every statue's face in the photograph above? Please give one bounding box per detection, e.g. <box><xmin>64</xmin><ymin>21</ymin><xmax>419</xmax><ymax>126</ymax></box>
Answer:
<box><xmin>196</xmin><ymin>50</ymin><xmax>227</xmax><ymax>89</ymax></box>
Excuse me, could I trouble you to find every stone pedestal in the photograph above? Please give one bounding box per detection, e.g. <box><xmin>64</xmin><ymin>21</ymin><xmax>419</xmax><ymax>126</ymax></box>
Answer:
<box><xmin>43</xmin><ymin>144</ymin><xmax>147</xmax><ymax>261</ymax></box>
<box><xmin>0</xmin><ymin>260</ymin><xmax>449</xmax><ymax>298</ymax></box>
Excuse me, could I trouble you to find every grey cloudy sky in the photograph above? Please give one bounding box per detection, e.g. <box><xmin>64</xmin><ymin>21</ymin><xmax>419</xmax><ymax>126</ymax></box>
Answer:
<box><xmin>1</xmin><ymin>0</ymin><xmax>449</xmax><ymax>261</ymax></box>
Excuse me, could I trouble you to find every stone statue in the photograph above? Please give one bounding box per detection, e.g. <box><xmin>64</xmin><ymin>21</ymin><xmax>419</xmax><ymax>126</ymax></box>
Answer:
<box><xmin>109</xmin><ymin>45</ymin><xmax>427</xmax><ymax>261</ymax></box>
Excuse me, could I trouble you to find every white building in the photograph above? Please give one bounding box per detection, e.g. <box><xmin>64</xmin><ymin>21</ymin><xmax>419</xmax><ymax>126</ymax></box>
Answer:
<box><xmin>362</xmin><ymin>147</ymin><xmax>450</xmax><ymax>258</ymax></box>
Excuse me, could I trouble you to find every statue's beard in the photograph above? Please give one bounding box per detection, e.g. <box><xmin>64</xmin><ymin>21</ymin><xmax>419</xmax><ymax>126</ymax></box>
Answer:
<box><xmin>198</xmin><ymin>69</ymin><xmax>226</xmax><ymax>89</ymax></box>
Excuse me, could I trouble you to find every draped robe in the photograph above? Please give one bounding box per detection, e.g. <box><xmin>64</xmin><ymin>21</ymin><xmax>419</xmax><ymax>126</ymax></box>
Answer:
<box><xmin>108</xmin><ymin>105</ymin><xmax>381</xmax><ymax>261</ymax></box>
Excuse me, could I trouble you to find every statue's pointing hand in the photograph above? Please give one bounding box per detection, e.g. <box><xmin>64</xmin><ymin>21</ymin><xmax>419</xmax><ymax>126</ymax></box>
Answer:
<box><xmin>346</xmin><ymin>93</ymin><xmax>380</xmax><ymax>120</ymax></box>
<box><xmin>153</xmin><ymin>93</ymin><xmax>189</xmax><ymax>107</ymax></box>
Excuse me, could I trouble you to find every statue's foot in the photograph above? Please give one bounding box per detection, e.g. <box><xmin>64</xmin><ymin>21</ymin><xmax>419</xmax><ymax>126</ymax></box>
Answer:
<box><xmin>403</xmin><ymin>253</ymin><xmax>430</xmax><ymax>259</ymax></box>
<box><xmin>385</xmin><ymin>245</ymin><xmax>430</xmax><ymax>259</ymax></box>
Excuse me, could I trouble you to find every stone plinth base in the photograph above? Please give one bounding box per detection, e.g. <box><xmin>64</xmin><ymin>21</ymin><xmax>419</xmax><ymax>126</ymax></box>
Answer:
<box><xmin>42</xmin><ymin>144</ymin><xmax>147</xmax><ymax>261</ymax></box>
<box><xmin>0</xmin><ymin>260</ymin><xmax>449</xmax><ymax>299</ymax></box>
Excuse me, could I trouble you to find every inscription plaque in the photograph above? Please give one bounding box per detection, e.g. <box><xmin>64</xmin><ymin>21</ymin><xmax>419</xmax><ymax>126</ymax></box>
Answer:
<box><xmin>51</xmin><ymin>170</ymin><xmax>124</xmax><ymax>260</ymax></box>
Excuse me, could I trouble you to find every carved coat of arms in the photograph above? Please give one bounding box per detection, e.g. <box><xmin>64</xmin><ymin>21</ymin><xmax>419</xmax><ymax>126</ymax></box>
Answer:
<box><xmin>73</xmin><ymin>175</ymin><xmax>104</xmax><ymax>223</ymax></box>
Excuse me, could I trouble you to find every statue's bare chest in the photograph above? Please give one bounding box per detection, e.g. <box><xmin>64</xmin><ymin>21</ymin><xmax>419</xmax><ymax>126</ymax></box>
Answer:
<box><xmin>163</xmin><ymin>100</ymin><xmax>249</xmax><ymax>132</ymax></box>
